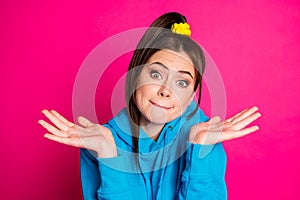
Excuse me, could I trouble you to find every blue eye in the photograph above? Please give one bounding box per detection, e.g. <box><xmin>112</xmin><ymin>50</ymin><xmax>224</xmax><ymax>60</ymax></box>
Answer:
<box><xmin>176</xmin><ymin>80</ymin><xmax>188</xmax><ymax>87</ymax></box>
<box><xmin>150</xmin><ymin>71</ymin><xmax>162</xmax><ymax>79</ymax></box>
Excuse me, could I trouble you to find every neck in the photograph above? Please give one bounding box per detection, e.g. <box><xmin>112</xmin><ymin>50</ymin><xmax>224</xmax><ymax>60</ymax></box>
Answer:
<box><xmin>140</xmin><ymin>119</ymin><xmax>165</xmax><ymax>141</ymax></box>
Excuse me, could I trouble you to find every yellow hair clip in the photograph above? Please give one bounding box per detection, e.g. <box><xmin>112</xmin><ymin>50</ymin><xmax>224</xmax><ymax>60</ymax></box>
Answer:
<box><xmin>171</xmin><ymin>22</ymin><xmax>191</xmax><ymax>37</ymax></box>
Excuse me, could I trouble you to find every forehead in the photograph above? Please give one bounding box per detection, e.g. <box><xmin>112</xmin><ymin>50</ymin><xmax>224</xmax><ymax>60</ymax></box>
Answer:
<box><xmin>146</xmin><ymin>50</ymin><xmax>195</xmax><ymax>74</ymax></box>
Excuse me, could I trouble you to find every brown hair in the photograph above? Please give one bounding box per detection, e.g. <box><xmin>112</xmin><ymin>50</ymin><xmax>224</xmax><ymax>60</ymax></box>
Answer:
<box><xmin>125</xmin><ymin>12</ymin><xmax>206</xmax><ymax>153</ymax></box>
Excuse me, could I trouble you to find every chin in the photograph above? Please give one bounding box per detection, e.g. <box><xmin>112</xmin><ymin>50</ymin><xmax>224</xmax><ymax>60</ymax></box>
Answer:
<box><xmin>144</xmin><ymin>111</ymin><xmax>180</xmax><ymax>125</ymax></box>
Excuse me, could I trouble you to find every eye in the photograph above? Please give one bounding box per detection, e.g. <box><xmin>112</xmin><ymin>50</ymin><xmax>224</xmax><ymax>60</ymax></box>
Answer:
<box><xmin>150</xmin><ymin>70</ymin><xmax>162</xmax><ymax>79</ymax></box>
<box><xmin>176</xmin><ymin>80</ymin><xmax>189</xmax><ymax>88</ymax></box>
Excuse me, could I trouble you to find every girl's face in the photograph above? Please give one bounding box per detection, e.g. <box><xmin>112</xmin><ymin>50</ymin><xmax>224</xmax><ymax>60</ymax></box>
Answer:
<box><xmin>135</xmin><ymin>49</ymin><xmax>196</xmax><ymax>125</ymax></box>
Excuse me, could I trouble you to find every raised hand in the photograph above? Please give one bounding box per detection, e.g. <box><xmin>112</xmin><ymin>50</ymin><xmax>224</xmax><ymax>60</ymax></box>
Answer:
<box><xmin>189</xmin><ymin>106</ymin><xmax>261</xmax><ymax>144</ymax></box>
<box><xmin>38</xmin><ymin>110</ymin><xmax>117</xmax><ymax>158</ymax></box>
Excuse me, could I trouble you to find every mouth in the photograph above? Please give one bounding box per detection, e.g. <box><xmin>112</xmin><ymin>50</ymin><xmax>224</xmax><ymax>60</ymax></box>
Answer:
<box><xmin>149</xmin><ymin>100</ymin><xmax>172</xmax><ymax>110</ymax></box>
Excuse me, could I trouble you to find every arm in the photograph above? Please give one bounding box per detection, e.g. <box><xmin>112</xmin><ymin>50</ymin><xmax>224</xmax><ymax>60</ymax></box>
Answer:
<box><xmin>39</xmin><ymin>110</ymin><xmax>145</xmax><ymax>199</ymax></box>
<box><xmin>178</xmin><ymin>143</ymin><xmax>227</xmax><ymax>199</ymax></box>
<box><xmin>178</xmin><ymin>106</ymin><xmax>261</xmax><ymax>199</ymax></box>
<box><xmin>80</xmin><ymin>148</ymin><xmax>134</xmax><ymax>200</ymax></box>
<box><xmin>38</xmin><ymin>110</ymin><xmax>133</xmax><ymax>199</ymax></box>
<box><xmin>178</xmin><ymin>105</ymin><xmax>227</xmax><ymax>199</ymax></box>
<box><xmin>80</xmin><ymin>148</ymin><xmax>100</xmax><ymax>199</ymax></box>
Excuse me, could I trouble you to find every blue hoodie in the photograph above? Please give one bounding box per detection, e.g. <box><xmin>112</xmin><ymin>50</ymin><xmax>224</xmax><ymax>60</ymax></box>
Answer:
<box><xmin>80</xmin><ymin>101</ymin><xmax>227</xmax><ymax>199</ymax></box>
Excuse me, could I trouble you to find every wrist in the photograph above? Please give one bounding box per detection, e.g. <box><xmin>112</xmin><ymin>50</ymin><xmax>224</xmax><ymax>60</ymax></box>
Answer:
<box><xmin>96</xmin><ymin>148</ymin><xmax>117</xmax><ymax>158</ymax></box>
<box><xmin>189</xmin><ymin>133</ymin><xmax>207</xmax><ymax>144</ymax></box>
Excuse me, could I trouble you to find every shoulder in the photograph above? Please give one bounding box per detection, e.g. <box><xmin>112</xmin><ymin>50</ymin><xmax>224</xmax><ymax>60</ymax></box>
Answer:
<box><xmin>103</xmin><ymin>108</ymin><xmax>134</xmax><ymax>148</ymax></box>
<box><xmin>182</xmin><ymin>100</ymin><xmax>209</xmax><ymax>122</ymax></box>
<box><xmin>104</xmin><ymin>108</ymin><xmax>131</xmax><ymax>133</ymax></box>
<box><xmin>179</xmin><ymin>101</ymin><xmax>209</xmax><ymax>134</ymax></box>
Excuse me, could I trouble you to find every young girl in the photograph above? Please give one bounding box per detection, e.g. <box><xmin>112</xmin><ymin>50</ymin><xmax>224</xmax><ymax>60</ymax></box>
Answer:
<box><xmin>39</xmin><ymin>12</ymin><xmax>260</xmax><ymax>199</ymax></box>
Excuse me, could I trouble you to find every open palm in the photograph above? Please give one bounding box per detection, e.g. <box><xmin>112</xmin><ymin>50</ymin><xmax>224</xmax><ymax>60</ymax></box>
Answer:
<box><xmin>189</xmin><ymin>106</ymin><xmax>261</xmax><ymax>144</ymax></box>
<box><xmin>38</xmin><ymin>110</ymin><xmax>117</xmax><ymax>158</ymax></box>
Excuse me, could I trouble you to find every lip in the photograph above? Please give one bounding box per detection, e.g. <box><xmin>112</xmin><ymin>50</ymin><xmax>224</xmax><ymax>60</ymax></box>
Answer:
<box><xmin>149</xmin><ymin>100</ymin><xmax>172</xmax><ymax>110</ymax></box>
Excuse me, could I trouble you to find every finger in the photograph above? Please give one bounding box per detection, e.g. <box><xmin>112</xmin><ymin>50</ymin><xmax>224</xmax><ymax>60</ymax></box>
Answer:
<box><xmin>207</xmin><ymin>117</ymin><xmax>226</xmax><ymax>131</ymax></box>
<box><xmin>233</xmin><ymin>112</ymin><xmax>261</xmax><ymax>130</ymax></box>
<box><xmin>225</xmin><ymin>108</ymin><xmax>249</xmax><ymax>123</ymax></box>
<box><xmin>42</xmin><ymin>110</ymin><xmax>70</xmax><ymax>131</ymax></box>
<box><xmin>226</xmin><ymin>106</ymin><xmax>258</xmax><ymax>123</ymax></box>
<box><xmin>230</xmin><ymin>106</ymin><xmax>259</xmax><ymax>124</ymax></box>
<box><xmin>44</xmin><ymin>133</ymin><xmax>82</xmax><ymax>148</ymax></box>
<box><xmin>219</xmin><ymin>125</ymin><xmax>259</xmax><ymax>142</ymax></box>
<box><xmin>50</xmin><ymin>110</ymin><xmax>87</xmax><ymax>134</ymax></box>
<box><xmin>77</xmin><ymin>116</ymin><xmax>94</xmax><ymax>128</ymax></box>
<box><xmin>50</xmin><ymin>110</ymin><xmax>74</xmax><ymax>127</ymax></box>
<box><xmin>38</xmin><ymin>120</ymin><xmax>68</xmax><ymax>137</ymax></box>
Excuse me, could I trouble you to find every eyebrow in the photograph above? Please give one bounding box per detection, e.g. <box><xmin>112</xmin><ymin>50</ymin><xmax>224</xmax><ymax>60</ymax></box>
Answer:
<box><xmin>149</xmin><ymin>62</ymin><xmax>194</xmax><ymax>79</ymax></box>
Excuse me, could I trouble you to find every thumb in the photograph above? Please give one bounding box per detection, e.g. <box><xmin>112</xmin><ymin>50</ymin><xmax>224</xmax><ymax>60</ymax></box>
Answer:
<box><xmin>77</xmin><ymin>116</ymin><xmax>94</xmax><ymax>128</ymax></box>
<box><xmin>208</xmin><ymin>116</ymin><xmax>221</xmax><ymax>124</ymax></box>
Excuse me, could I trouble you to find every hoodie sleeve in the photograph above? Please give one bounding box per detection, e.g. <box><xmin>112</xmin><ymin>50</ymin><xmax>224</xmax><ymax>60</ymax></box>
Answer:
<box><xmin>80</xmin><ymin>148</ymin><xmax>100</xmax><ymax>199</ymax></box>
<box><xmin>178</xmin><ymin>142</ymin><xmax>227</xmax><ymax>199</ymax></box>
<box><xmin>177</xmin><ymin>102</ymin><xmax>227</xmax><ymax>199</ymax></box>
<box><xmin>80</xmin><ymin>149</ymin><xmax>137</xmax><ymax>200</ymax></box>
<box><xmin>80</xmin><ymin>119</ymin><xmax>141</xmax><ymax>200</ymax></box>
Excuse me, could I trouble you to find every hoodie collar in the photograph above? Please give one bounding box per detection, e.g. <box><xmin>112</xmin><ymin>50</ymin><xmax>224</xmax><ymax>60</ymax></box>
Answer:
<box><xmin>107</xmin><ymin>101</ymin><xmax>198</xmax><ymax>149</ymax></box>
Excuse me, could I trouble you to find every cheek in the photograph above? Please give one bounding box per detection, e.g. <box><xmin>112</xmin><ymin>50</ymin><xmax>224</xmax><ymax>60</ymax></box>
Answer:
<box><xmin>136</xmin><ymin>85</ymin><xmax>157</xmax><ymax>98</ymax></box>
<box><xmin>135</xmin><ymin>85</ymin><xmax>158</xmax><ymax>107</ymax></box>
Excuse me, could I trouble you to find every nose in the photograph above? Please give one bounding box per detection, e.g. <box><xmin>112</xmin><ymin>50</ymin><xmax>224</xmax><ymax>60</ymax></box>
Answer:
<box><xmin>158</xmin><ymin>85</ymin><xmax>171</xmax><ymax>98</ymax></box>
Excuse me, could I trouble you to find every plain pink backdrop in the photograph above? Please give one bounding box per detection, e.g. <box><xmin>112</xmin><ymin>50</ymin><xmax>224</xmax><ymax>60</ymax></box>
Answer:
<box><xmin>1</xmin><ymin>0</ymin><xmax>300</xmax><ymax>199</ymax></box>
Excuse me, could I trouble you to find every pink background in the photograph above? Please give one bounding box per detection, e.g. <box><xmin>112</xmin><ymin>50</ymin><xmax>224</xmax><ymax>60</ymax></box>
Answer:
<box><xmin>1</xmin><ymin>0</ymin><xmax>300</xmax><ymax>199</ymax></box>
